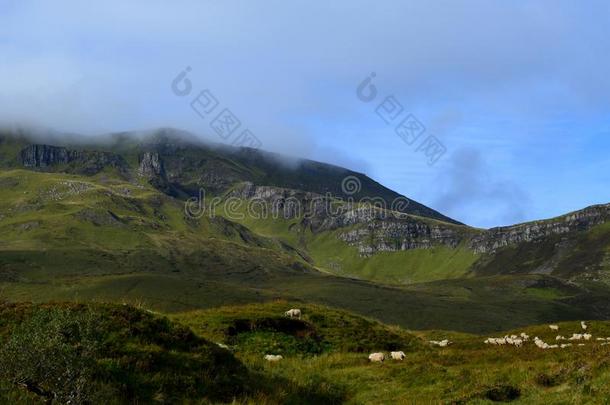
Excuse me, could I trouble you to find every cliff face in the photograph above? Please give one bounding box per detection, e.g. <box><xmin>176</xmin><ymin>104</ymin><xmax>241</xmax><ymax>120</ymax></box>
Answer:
<box><xmin>138</xmin><ymin>152</ymin><xmax>166</xmax><ymax>179</ymax></box>
<box><xmin>337</xmin><ymin>217</ymin><xmax>465</xmax><ymax>256</ymax></box>
<box><xmin>20</xmin><ymin>144</ymin><xmax>129</xmax><ymax>176</ymax></box>
<box><xmin>21</xmin><ymin>144</ymin><xmax>72</xmax><ymax>167</ymax></box>
<box><xmin>228</xmin><ymin>182</ymin><xmax>469</xmax><ymax>256</ymax></box>
<box><xmin>229</xmin><ymin>183</ymin><xmax>610</xmax><ymax>262</ymax></box>
<box><xmin>469</xmin><ymin>204</ymin><xmax>610</xmax><ymax>254</ymax></box>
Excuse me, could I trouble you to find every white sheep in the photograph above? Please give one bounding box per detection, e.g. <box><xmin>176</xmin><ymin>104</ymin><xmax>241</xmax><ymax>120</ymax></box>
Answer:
<box><xmin>583</xmin><ymin>333</ymin><xmax>592</xmax><ymax>341</ymax></box>
<box><xmin>569</xmin><ymin>334</ymin><xmax>584</xmax><ymax>341</ymax></box>
<box><xmin>556</xmin><ymin>335</ymin><xmax>566</xmax><ymax>341</ymax></box>
<box><xmin>581</xmin><ymin>321</ymin><xmax>588</xmax><ymax>330</ymax></box>
<box><xmin>264</xmin><ymin>354</ymin><xmax>283</xmax><ymax>362</ymax></box>
<box><xmin>390</xmin><ymin>351</ymin><xmax>406</xmax><ymax>360</ymax></box>
<box><xmin>285</xmin><ymin>308</ymin><xmax>302</xmax><ymax>319</ymax></box>
<box><xmin>369</xmin><ymin>352</ymin><xmax>385</xmax><ymax>362</ymax></box>
<box><xmin>216</xmin><ymin>343</ymin><xmax>229</xmax><ymax>349</ymax></box>
<box><xmin>549</xmin><ymin>325</ymin><xmax>559</xmax><ymax>331</ymax></box>
<box><xmin>560</xmin><ymin>344</ymin><xmax>572</xmax><ymax>348</ymax></box>
<box><xmin>429</xmin><ymin>340</ymin><xmax>451</xmax><ymax>347</ymax></box>
<box><xmin>534</xmin><ymin>337</ymin><xmax>550</xmax><ymax>349</ymax></box>
<box><xmin>520</xmin><ymin>333</ymin><xmax>530</xmax><ymax>341</ymax></box>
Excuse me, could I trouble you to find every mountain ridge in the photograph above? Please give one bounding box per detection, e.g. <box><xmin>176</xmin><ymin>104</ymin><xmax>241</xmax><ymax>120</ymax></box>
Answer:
<box><xmin>0</xmin><ymin>126</ymin><xmax>609</xmax><ymax>332</ymax></box>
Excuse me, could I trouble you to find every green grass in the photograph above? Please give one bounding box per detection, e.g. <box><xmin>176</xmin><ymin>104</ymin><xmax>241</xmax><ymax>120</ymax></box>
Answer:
<box><xmin>0</xmin><ymin>302</ymin><xmax>252</xmax><ymax>403</ymax></box>
<box><xmin>4</xmin><ymin>301</ymin><xmax>610</xmax><ymax>403</ymax></box>
<box><xmin>307</xmin><ymin>229</ymin><xmax>478</xmax><ymax>283</ymax></box>
<box><xmin>171</xmin><ymin>301</ymin><xmax>423</xmax><ymax>355</ymax></box>
<box><xmin>1</xmin><ymin>169</ymin><xmax>610</xmax><ymax>336</ymax></box>
<box><xmin>173</xmin><ymin>303</ymin><xmax>610</xmax><ymax>404</ymax></box>
<box><xmin>215</xmin><ymin>200</ymin><xmax>480</xmax><ymax>284</ymax></box>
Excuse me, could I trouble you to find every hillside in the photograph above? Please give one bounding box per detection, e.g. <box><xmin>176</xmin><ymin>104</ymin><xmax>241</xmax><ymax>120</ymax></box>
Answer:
<box><xmin>4</xmin><ymin>301</ymin><xmax>610</xmax><ymax>404</ymax></box>
<box><xmin>0</xmin><ymin>127</ymin><xmax>609</xmax><ymax>334</ymax></box>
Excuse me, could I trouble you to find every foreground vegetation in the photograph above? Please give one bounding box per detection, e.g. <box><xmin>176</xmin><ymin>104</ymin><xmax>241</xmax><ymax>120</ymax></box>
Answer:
<box><xmin>2</xmin><ymin>301</ymin><xmax>610</xmax><ymax>404</ymax></box>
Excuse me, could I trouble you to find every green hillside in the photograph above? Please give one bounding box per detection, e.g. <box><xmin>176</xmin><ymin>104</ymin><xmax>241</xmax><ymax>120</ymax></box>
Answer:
<box><xmin>0</xmin><ymin>129</ymin><xmax>610</xmax><ymax>335</ymax></box>
<box><xmin>4</xmin><ymin>301</ymin><xmax>610</xmax><ymax>404</ymax></box>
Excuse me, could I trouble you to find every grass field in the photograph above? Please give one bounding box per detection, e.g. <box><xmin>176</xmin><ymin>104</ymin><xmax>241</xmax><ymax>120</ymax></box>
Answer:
<box><xmin>3</xmin><ymin>170</ymin><xmax>610</xmax><ymax>334</ymax></box>
<box><xmin>3</xmin><ymin>301</ymin><xmax>610</xmax><ymax>404</ymax></box>
<box><xmin>173</xmin><ymin>301</ymin><xmax>610</xmax><ymax>404</ymax></box>
<box><xmin>1</xmin><ymin>158</ymin><xmax>610</xmax><ymax>403</ymax></box>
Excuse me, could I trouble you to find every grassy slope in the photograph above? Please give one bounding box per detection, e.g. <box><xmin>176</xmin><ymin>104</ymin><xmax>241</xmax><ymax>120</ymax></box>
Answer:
<box><xmin>307</xmin><ymin>228</ymin><xmax>478</xmax><ymax>283</ymax></box>
<box><xmin>3</xmin><ymin>170</ymin><xmax>610</xmax><ymax>333</ymax></box>
<box><xmin>223</xmin><ymin>204</ymin><xmax>479</xmax><ymax>284</ymax></box>
<box><xmin>472</xmin><ymin>222</ymin><xmax>610</xmax><ymax>281</ymax></box>
<box><xmin>3</xmin><ymin>301</ymin><xmax>610</xmax><ymax>404</ymax></box>
<box><xmin>0</xmin><ymin>302</ymin><xmax>251</xmax><ymax>404</ymax></box>
<box><xmin>172</xmin><ymin>301</ymin><xmax>610</xmax><ymax>404</ymax></box>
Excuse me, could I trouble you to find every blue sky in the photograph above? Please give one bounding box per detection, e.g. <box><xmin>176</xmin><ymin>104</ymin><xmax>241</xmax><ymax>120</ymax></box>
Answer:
<box><xmin>1</xmin><ymin>0</ymin><xmax>609</xmax><ymax>228</ymax></box>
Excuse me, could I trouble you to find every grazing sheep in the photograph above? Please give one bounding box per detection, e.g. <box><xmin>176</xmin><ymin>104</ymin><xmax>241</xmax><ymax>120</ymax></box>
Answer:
<box><xmin>430</xmin><ymin>339</ymin><xmax>451</xmax><ymax>347</ymax></box>
<box><xmin>560</xmin><ymin>344</ymin><xmax>573</xmax><ymax>348</ymax></box>
<box><xmin>369</xmin><ymin>352</ymin><xmax>385</xmax><ymax>362</ymax></box>
<box><xmin>549</xmin><ymin>325</ymin><xmax>559</xmax><ymax>331</ymax></box>
<box><xmin>520</xmin><ymin>333</ymin><xmax>530</xmax><ymax>341</ymax></box>
<box><xmin>285</xmin><ymin>309</ymin><xmax>302</xmax><ymax>319</ymax></box>
<box><xmin>390</xmin><ymin>351</ymin><xmax>406</xmax><ymax>360</ymax></box>
<box><xmin>513</xmin><ymin>338</ymin><xmax>524</xmax><ymax>348</ymax></box>
<box><xmin>569</xmin><ymin>334</ymin><xmax>584</xmax><ymax>341</ymax></box>
<box><xmin>581</xmin><ymin>321</ymin><xmax>588</xmax><ymax>330</ymax></box>
<box><xmin>534</xmin><ymin>337</ymin><xmax>550</xmax><ymax>349</ymax></box>
<box><xmin>583</xmin><ymin>333</ymin><xmax>592</xmax><ymax>341</ymax></box>
<box><xmin>264</xmin><ymin>354</ymin><xmax>283</xmax><ymax>362</ymax></box>
<box><xmin>547</xmin><ymin>344</ymin><xmax>559</xmax><ymax>349</ymax></box>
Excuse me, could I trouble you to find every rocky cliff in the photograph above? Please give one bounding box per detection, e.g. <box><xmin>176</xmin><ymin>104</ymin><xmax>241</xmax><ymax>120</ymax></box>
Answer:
<box><xmin>228</xmin><ymin>182</ymin><xmax>470</xmax><ymax>256</ymax></box>
<box><xmin>21</xmin><ymin>144</ymin><xmax>72</xmax><ymax>167</ymax></box>
<box><xmin>20</xmin><ymin>144</ymin><xmax>129</xmax><ymax>176</ymax></box>
<box><xmin>470</xmin><ymin>204</ymin><xmax>610</xmax><ymax>254</ymax></box>
<box><xmin>229</xmin><ymin>182</ymin><xmax>610</xmax><ymax>260</ymax></box>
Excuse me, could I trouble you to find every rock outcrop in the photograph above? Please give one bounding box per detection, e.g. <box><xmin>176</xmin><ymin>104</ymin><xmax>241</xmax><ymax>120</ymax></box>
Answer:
<box><xmin>470</xmin><ymin>204</ymin><xmax>610</xmax><ymax>254</ymax></box>
<box><xmin>229</xmin><ymin>182</ymin><xmax>610</xmax><ymax>258</ymax></box>
<box><xmin>138</xmin><ymin>152</ymin><xmax>166</xmax><ymax>179</ymax></box>
<box><xmin>21</xmin><ymin>144</ymin><xmax>71</xmax><ymax>167</ymax></box>
<box><xmin>337</xmin><ymin>216</ymin><xmax>466</xmax><ymax>256</ymax></box>
<box><xmin>20</xmin><ymin>144</ymin><xmax>129</xmax><ymax>176</ymax></box>
<box><xmin>137</xmin><ymin>152</ymin><xmax>175</xmax><ymax>194</ymax></box>
<box><xmin>228</xmin><ymin>182</ymin><xmax>469</xmax><ymax>256</ymax></box>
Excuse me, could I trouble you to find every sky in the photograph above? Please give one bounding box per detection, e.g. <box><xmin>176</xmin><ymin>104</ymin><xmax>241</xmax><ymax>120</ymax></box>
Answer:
<box><xmin>1</xmin><ymin>0</ymin><xmax>609</xmax><ymax>228</ymax></box>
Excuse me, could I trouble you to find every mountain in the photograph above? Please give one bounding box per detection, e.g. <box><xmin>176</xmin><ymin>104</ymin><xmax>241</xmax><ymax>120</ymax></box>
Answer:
<box><xmin>0</xmin><ymin>126</ymin><xmax>609</xmax><ymax>333</ymax></box>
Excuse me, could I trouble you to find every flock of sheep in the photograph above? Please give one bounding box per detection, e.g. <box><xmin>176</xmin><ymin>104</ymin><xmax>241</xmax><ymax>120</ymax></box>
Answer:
<box><xmin>260</xmin><ymin>310</ymin><xmax>610</xmax><ymax>363</ymax></box>
<box><xmin>484</xmin><ymin>321</ymin><xmax>610</xmax><ymax>349</ymax></box>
